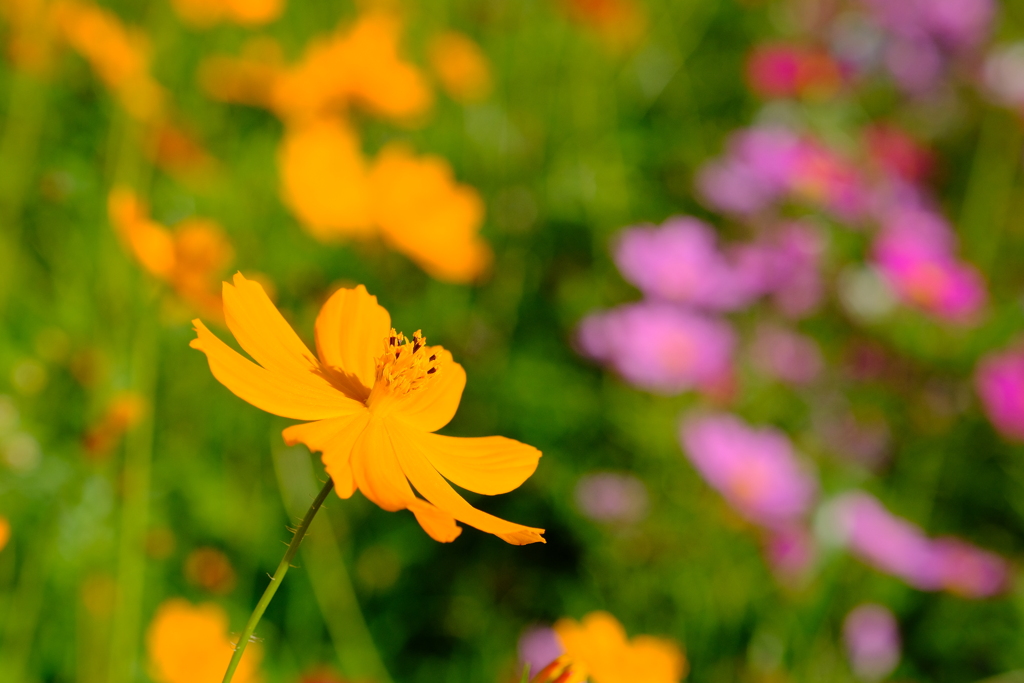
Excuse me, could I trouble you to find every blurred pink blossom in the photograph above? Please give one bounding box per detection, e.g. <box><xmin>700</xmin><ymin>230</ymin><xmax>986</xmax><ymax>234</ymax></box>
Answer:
<box><xmin>518</xmin><ymin>627</ymin><xmax>563</xmax><ymax>673</ymax></box>
<box><xmin>697</xmin><ymin>127</ymin><xmax>802</xmax><ymax>215</ymax></box>
<box><xmin>830</xmin><ymin>492</ymin><xmax>1010</xmax><ymax>596</ymax></box>
<box><xmin>735</xmin><ymin>222</ymin><xmax>826</xmax><ymax>318</ymax></box>
<box><xmin>680</xmin><ymin>413</ymin><xmax>818</xmax><ymax>529</ymax></box>
<box><xmin>745</xmin><ymin>43</ymin><xmax>844</xmax><ymax>98</ymax></box>
<box><xmin>613</xmin><ymin>217</ymin><xmax>760</xmax><ymax>310</ymax></box>
<box><xmin>577</xmin><ymin>303</ymin><xmax>736</xmax><ymax>395</ymax></box>
<box><xmin>843</xmin><ymin>603</ymin><xmax>901</xmax><ymax>681</ymax></box>
<box><xmin>574</xmin><ymin>472</ymin><xmax>649</xmax><ymax>524</ymax></box>
<box><xmin>766</xmin><ymin>526</ymin><xmax>818</xmax><ymax>581</ymax></box>
<box><xmin>976</xmin><ymin>345</ymin><xmax>1024</xmax><ymax>442</ymax></box>
<box><xmin>750</xmin><ymin>324</ymin><xmax>824</xmax><ymax>385</ymax></box>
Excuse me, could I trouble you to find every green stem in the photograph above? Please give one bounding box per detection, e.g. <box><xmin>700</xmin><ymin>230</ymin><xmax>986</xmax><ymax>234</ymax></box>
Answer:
<box><xmin>221</xmin><ymin>477</ymin><xmax>335</xmax><ymax>683</ymax></box>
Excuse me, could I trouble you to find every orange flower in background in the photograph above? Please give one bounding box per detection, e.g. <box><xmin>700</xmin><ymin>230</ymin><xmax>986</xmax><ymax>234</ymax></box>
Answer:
<box><xmin>278</xmin><ymin>118</ymin><xmax>373</xmax><ymax>240</ymax></box>
<box><xmin>170</xmin><ymin>0</ymin><xmax>283</xmax><ymax>28</ymax></box>
<box><xmin>109</xmin><ymin>188</ymin><xmax>233</xmax><ymax>319</ymax></box>
<box><xmin>190</xmin><ymin>273</ymin><xmax>545</xmax><ymax>545</ymax></box>
<box><xmin>184</xmin><ymin>546</ymin><xmax>237</xmax><ymax>594</ymax></box>
<box><xmin>559</xmin><ymin>0</ymin><xmax>647</xmax><ymax>52</ymax></box>
<box><xmin>428</xmin><ymin>31</ymin><xmax>492</xmax><ymax>103</ymax></box>
<box><xmin>50</xmin><ymin>0</ymin><xmax>166</xmax><ymax>122</ymax></box>
<box><xmin>368</xmin><ymin>143</ymin><xmax>491</xmax><ymax>283</ymax></box>
<box><xmin>553</xmin><ymin>611</ymin><xmax>687</xmax><ymax>683</ymax></box>
<box><xmin>0</xmin><ymin>0</ymin><xmax>60</xmax><ymax>73</ymax></box>
<box><xmin>147</xmin><ymin>598</ymin><xmax>261</xmax><ymax>683</ymax></box>
<box><xmin>0</xmin><ymin>518</ymin><xmax>10</xmax><ymax>552</ymax></box>
<box><xmin>201</xmin><ymin>11</ymin><xmax>432</xmax><ymax>124</ymax></box>
<box><xmin>145</xmin><ymin>123</ymin><xmax>217</xmax><ymax>178</ymax></box>
<box><xmin>83</xmin><ymin>390</ymin><xmax>146</xmax><ymax>458</ymax></box>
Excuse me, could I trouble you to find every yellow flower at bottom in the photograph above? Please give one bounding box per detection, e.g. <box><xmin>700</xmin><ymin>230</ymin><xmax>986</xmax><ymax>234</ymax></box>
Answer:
<box><xmin>190</xmin><ymin>273</ymin><xmax>545</xmax><ymax>545</ymax></box>
<box><xmin>553</xmin><ymin>611</ymin><xmax>687</xmax><ymax>683</ymax></box>
<box><xmin>368</xmin><ymin>143</ymin><xmax>491</xmax><ymax>283</ymax></box>
<box><xmin>146</xmin><ymin>598</ymin><xmax>261</xmax><ymax>683</ymax></box>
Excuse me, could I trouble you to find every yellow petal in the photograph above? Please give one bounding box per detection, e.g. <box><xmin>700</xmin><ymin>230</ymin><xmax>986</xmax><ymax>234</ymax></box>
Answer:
<box><xmin>555</xmin><ymin>612</ymin><xmax>686</xmax><ymax>683</ymax></box>
<box><xmin>190</xmin><ymin>319</ymin><xmax>362</xmax><ymax>420</ymax></box>
<box><xmin>417</xmin><ymin>432</ymin><xmax>540</xmax><ymax>495</ymax></box>
<box><xmin>389</xmin><ymin>346</ymin><xmax>465</xmax><ymax>433</ymax></box>
<box><xmin>282</xmin><ymin>413</ymin><xmax>370</xmax><ymax>499</ymax></box>
<box><xmin>407</xmin><ymin>499</ymin><xmax>463</xmax><ymax>543</ymax></box>
<box><xmin>350</xmin><ymin>418</ymin><xmax>416</xmax><ymax>512</ymax></box>
<box><xmin>387</xmin><ymin>422</ymin><xmax>545</xmax><ymax>545</ymax></box>
<box><xmin>222</xmin><ymin>272</ymin><xmax>327</xmax><ymax>386</ymax></box>
<box><xmin>314</xmin><ymin>285</ymin><xmax>390</xmax><ymax>397</ymax></box>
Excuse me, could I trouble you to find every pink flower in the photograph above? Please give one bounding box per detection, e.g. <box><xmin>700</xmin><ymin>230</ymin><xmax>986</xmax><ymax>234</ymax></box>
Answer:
<box><xmin>829</xmin><ymin>492</ymin><xmax>1011</xmax><ymax>597</ymax></box>
<box><xmin>790</xmin><ymin>141</ymin><xmax>869</xmax><ymax>220</ymax></box>
<box><xmin>745</xmin><ymin>43</ymin><xmax>843</xmax><ymax>98</ymax></box>
<box><xmin>872</xmin><ymin>208</ymin><xmax>986</xmax><ymax>321</ymax></box>
<box><xmin>613</xmin><ymin>217</ymin><xmax>760</xmax><ymax>310</ymax></box>
<box><xmin>843</xmin><ymin>604</ymin><xmax>901</xmax><ymax>682</ymax></box>
<box><xmin>697</xmin><ymin>127</ymin><xmax>802</xmax><ymax>215</ymax></box>
<box><xmin>574</xmin><ymin>472</ymin><xmax>649</xmax><ymax>524</ymax></box>
<box><xmin>750</xmin><ymin>324</ymin><xmax>824</xmax><ymax>385</ymax></box>
<box><xmin>679</xmin><ymin>413</ymin><xmax>818</xmax><ymax>529</ymax></box>
<box><xmin>518</xmin><ymin>627</ymin><xmax>563</xmax><ymax>673</ymax></box>
<box><xmin>976</xmin><ymin>345</ymin><xmax>1024</xmax><ymax>442</ymax></box>
<box><xmin>734</xmin><ymin>222</ymin><xmax>825</xmax><ymax>318</ymax></box>
<box><xmin>578</xmin><ymin>303</ymin><xmax>735</xmax><ymax>395</ymax></box>
<box><xmin>766</xmin><ymin>526</ymin><xmax>818</xmax><ymax>581</ymax></box>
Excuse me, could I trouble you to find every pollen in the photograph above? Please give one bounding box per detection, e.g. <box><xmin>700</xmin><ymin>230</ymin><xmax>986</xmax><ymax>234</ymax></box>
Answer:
<box><xmin>375</xmin><ymin>328</ymin><xmax>440</xmax><ymax>395</ymax></box>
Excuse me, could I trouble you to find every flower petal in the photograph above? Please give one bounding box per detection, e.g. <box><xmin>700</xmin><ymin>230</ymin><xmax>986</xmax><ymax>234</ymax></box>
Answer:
<box><xmin>315</xmin><ymin>285</ymin><xmax>391</xmax><ymax>395</ymax></box>
<box><xmin>350</xmin><ymin>418</ymin><xmax>416</xmax><ymax>511</ymax></box>
<box><xmin>222</xmin><ymin>273</ymin><xmax>330</xmax><ymax>391</ymax></box>
<box><xmin>190</xmin><ymin>320</ymin><xmax>362</xmax><ymax>420</ymax></box>
<box><xmin>407</xmin><ymin>499</ymin><xmax>463</xmax><ymax>543</ymax></box>
<box><xmin>417</xmin><ymin>432</ymin><xmax>541</xmax><ymax>495</ymax></box>
<box><xmin>387</xmin><ymin>422</ymin><xmax>545</xmax><ymax>545</ymax></box>
<box><xmin>282</xmin><ymin>413</ymin><xmax>370</xmax><ymax>499</ymax></box>
<box><xmin>390</xmin><ymin>347</ymin><xmax>466</xmax><ymax>432</ymax></box>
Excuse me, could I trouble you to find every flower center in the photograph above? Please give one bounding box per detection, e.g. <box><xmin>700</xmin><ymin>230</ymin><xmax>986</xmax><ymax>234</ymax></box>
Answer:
<box><xmin>372</xmin><ymin>328</ymin><xmax>440</xmax><ymax>400</ymax></box>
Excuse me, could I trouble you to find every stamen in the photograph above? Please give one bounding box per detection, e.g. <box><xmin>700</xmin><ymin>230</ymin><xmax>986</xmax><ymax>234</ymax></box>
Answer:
<box><xmin>372</xmin><ymin>327</ymin><xmax>441</xmax><ymax>398</ymax></box>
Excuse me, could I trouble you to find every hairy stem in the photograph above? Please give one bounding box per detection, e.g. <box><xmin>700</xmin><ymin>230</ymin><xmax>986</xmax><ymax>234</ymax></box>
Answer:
<box><xmin>221</xmin><ymin>477</ymin><xmax>335</xmax><ymax>683</ymax></box>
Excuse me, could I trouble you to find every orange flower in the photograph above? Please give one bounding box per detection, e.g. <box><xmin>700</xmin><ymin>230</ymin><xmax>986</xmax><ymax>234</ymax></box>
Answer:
<box><xmin>190</xmin><ymin>273</ymin><xmax>545</xmax><ymax>544</ymax></box>
<box><xmin>0</xmin><ymin>0</ymin><xmax>60</xmax><ymax>73</ymax></box>
<box><xmin>368</xmin><ymin>143</ymin><xmax>491</xmax><ymax>283</ymax></box>
<box><xmin>530</xmin><ymin>655</ymin><xmax>587</xmax><ymax>683</ymax></box>
<box><xmin>277</xmin><ymin>118</ymin><xmax>374</xmax><ymax>240</ymax></box>
<box><xmin>559</xmin><ymin>0</ymin><xmax>647</xmax><ymax>52</ymax></box>
<box><xmin>427</xmin><ymin>31</ymin><xmax>492</xmax><ymax>103</ymax></box>
<box><xmin>50</xmin><ymin>0</ymin><xmax>166</xmax><ymax>122</ymax></box>
<box><xmin>83</xmin><ymin>390</ymin><xmax>146</xmax><ymax>458</ymax></box>
<box><xmin>145</xmin><ymin>123</ymin><xmax>217</xmax><ymax>178</ymax></box>
<box><xmin>553</xmin><ymin>611</ymin><xmax>687</xmax><ymax>683</ymax></box>
<box><xmin>170</xmin><ymin>0</ymin><xmax>282</xmax><ymax>28</ymax></box>
<box><xmin>199</xmin><ymin>38</ymin><xmax>283</xmax><ymax>109</ymax></box>
<box><xmin>0</xmin><ymin>518</ymin><xmax>10</xmax><ymax>552</ymax></box>
<box><xmin>147</xmin><ymin>598</ymin><xmax>260</xmax><ymax>683</ymax></box>
<box><xmin>108</xmin><ymin>188</ymin><xmax>233</xmax><ymax>318</ymax></box>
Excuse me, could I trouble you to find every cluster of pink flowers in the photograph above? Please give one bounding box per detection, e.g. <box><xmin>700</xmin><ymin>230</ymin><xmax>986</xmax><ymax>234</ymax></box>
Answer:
<box><xmin>976</xmin><ymin>343</ymin><xmax>1024</xmax><ymax>441</ymax></box>
<box><xmin>828</xmin><ymin>492</ymin><xmax>1010</xmax><ymax>598</ymax></box>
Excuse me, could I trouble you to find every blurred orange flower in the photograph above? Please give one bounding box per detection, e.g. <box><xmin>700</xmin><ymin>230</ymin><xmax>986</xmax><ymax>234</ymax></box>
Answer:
<box><xmin>553</xmin><ymin>611</ymin><xmax>687</xmax><ymax>683</ymax></box>
<box><xmin>190</xmin><ymin>273</ymin><xmax>545</xmax><ymax>545</ymax></box>
<box><xmin>0</xmin><ymin>517</ymin><xmax>10</xmax><ymax>552</ymax></box>
<box><xmin>50</xmin><ymin>0</ymin><xmax>166</xmax><ymax>122</ymax></box>
<box><xmin>530</xmin><ymin>655</ymin><xmax>587</xmax><ymax>683</ymax></box>
<box><xmin>427</xmin><ymin>31</ymin><xmax>492</xmax><ymax>103</ymax></box>
<box><xmin>184</xmin><ymin>546</ymin><xmax>237</xmax><ymax>594</ymax></box>
<box><xmin>83</xmin><ymin>390</ymin><xmax>146</xmax><ymax>458</ymax></box>
<box><xmin>202</xmin><ymin>12</ymin><xmax>432</xmax><ymax>124</ymax></box>
<box><xmin>0</xmin><ymin>0</ymin><xmax>60</xmax><ymax>73</ymax></box>
<box><xmin>559</xmin><ymin>0</ymin><xmax>647</xmax><ymax>52</ymax></box>
<box><xmin>170</xmin><ymin>0</ymin><xmax>282</xmax><ymax>28</ymax></box>
<box><xmin>108</xmin><ymin>188</ymin><xmax>233</xmax><ymax>319</ymax></box>
<box><xmin>147</xmin><ymin>598</ymin><xmax>261</xmax><ymax>683</ymax></box>
<box><xmin>145</xmin><ymin>123</ymin><xmax>217</xmax><ymax>178</ymax></box>
<box><xmin>368</xmin><ymin>143</ymin><xmax>491</xmax><ymax>283</ymax></box>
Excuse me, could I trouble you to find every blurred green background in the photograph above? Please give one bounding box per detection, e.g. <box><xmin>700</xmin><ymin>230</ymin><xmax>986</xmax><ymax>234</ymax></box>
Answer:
<box><xmin>4</xmin><ymin>0</ymin><xmax>1024</xmax><ymax>682</ymax></box>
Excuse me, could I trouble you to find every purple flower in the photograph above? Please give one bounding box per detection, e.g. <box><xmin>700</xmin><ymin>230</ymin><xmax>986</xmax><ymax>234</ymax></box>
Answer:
<box><xmin>843</xmin><ymin>604</ymin><xmax>901</xmax><ymax>682</ymax></box>
<box><xmin>750</xmin><ymin>324</ymin><xmax>824</xmax><ymax>385</ymax></box>
<box><xmin>697</xmin><ymin>127</ymin><xmax>802</xmax><ymax>215</ymax></box>
<box><xmin>923</xmin><ymin>0</ymin><xmax>996</xmax><ymax>51</ymax></box>
<box><xmin>976</xmin><ymin>345</ymin><xmax>1024</xmax><ymax>442</ymax></box>
<box><xmin>518</xmin><ymin>627</ymin><xmax>563</xmax><ymax>673</ymax></box>
<box><xmin>734</xmin><ymin>222</ymin><xmax>825</xmax><ymax>318</ymax></box>
<box><xmin>680</xmin><ymin>413</ymin><xmax>818</xmax><ymax>529</ymax></box>
<box><xmin>828</xmin><ymin>492</ymin><xmax>1011</xmax><ymax>596</ymax></box>
<box><xmin>577</xmin><ymin>303</ymin><xmax>736</xmax><ymax>395</ymax></box>
<box><xmin>613</xmin><ymin>217</ymin><xmax>760</xmax><ymax>310</ymax></box>
<box><xmin>574</xmin><ymin>472</ymin><xmax>649</xmax><ymax>524</ymax></box>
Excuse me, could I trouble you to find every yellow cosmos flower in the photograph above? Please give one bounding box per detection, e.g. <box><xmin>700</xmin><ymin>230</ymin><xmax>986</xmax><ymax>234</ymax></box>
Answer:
<box><xmin>190</xmin><ymin>273</ymin><xmax>545</xmax><ymax>545</ymax></box>
<box><xmin>147</xmin><ymin>598</ymin><xmax>261</xmax><ymax>683</ymax></box>
<box><xmin>427</xmin><ymin>31</ymin><xmax>492</xmax><ymax>104</ymax></box>
<box><xmin>553</xmin><ymin>611</ymin><xmax>687</xmax><ymax>683</ymax></box>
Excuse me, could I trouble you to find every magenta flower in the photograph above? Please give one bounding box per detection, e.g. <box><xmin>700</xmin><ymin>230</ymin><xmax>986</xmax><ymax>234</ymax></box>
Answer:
<box><xmin>932</xmin><ymin>537</ymin><xmax>1010</xmax><ymax>598</ymax></box>
<box><xmin>679</xmin><ymin>413</ymin><xmax>818</xmax><ymax>529</ymax></box>
<box><xmin>734</xmin><ymin>222</ymin><xmax>825</xmax><ymax>318</ymax></box>
<box><xmin>872</xmin><ymin>209</ymin><xmax>986</xmax><ymax>321</ymax></box>
<box><xmin>574</xmin><ymin>472</ymin><xmax>649</xmax><ymax>524</ymax></box>
<box><xmin>577</xmin><ymin>303</ymin><xmax>736</xmax><ymax>395</ymax></box>
<box><xmin>843</xmin><ymin>603</ymin><xmax>901</xmax><ymax>682</ymax></box>
<box><xmin>518</xmin><ymin>627</ymin><xmax>563</xmax><ymax>673</ymax></box>
<box><xmin>976</xmin><ymin>345</ymin><xmax>1024</xmax><ymax>442</ymax></box>
<box><xmin>750</xmin><ymin>324</ymin><xmax>824</xmax><ymax>385</ymax></box>
<box><xmin>697</xmin><ymin>127</ymin><xmax>802</xmax><ymax>215</ymax></box>
<box><xmin>790</xmin><ymin>141</ymin><xmax>869</xmax><ymax>220</ymax></box>
<box><xmin>613</xmin><ymin>217</ymin><xmax>760</xmax><ymax>310</ymax></box>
